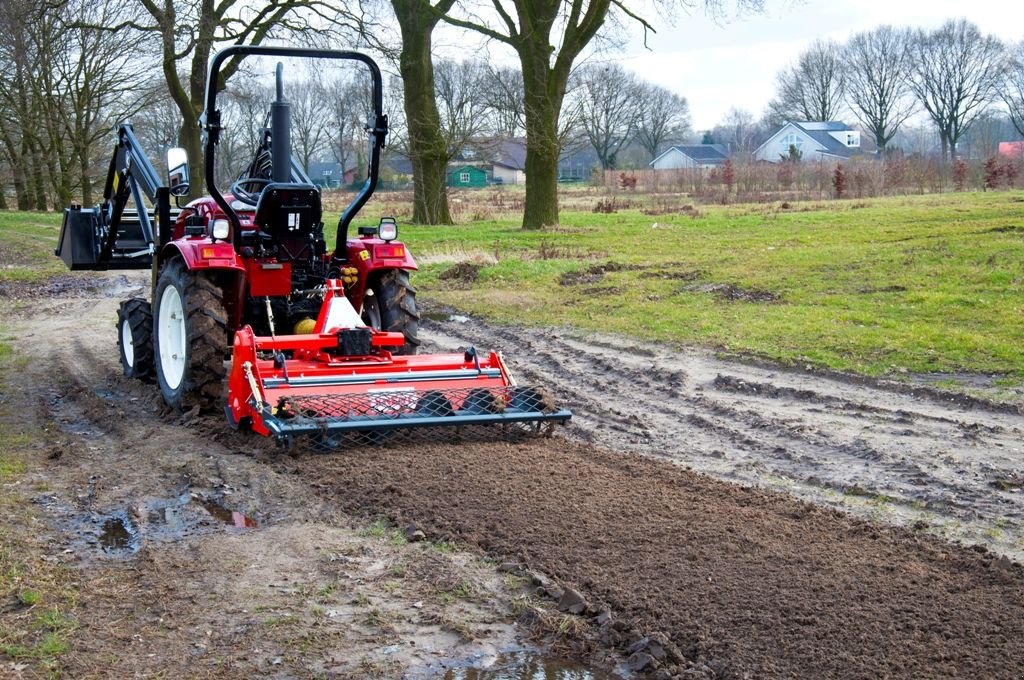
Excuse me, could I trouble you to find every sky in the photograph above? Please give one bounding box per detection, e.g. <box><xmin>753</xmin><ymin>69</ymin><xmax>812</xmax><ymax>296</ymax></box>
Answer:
<box><xmin>614</xmin><ymin>0</ymin><xmax>1024</xmax><ymax>131</ymax></box>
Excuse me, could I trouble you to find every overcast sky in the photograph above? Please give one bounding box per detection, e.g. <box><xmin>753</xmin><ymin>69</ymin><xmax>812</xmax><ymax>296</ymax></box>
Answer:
<box><xmin>615</xmin><ymin>0</ymin><xmax>1023</xmax><ymax>131</ymax></box>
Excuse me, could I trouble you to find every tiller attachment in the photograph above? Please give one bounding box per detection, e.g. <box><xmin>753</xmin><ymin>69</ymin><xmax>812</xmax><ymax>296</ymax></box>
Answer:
<box><xmin>226</xmin><ymin>280</ymin><xmax>571</xmax><ymax>447</ymax></box>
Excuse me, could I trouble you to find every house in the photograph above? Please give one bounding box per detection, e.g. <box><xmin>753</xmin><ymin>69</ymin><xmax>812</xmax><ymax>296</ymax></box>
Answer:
<box><xmin>649</xmin><ymin>144</ymin><xmax>729</xmax><ymax>170</ymax></box>
<box><xmin>446</xmin><ymin>164</ymin><xmax>488</xmax><ymax>188</ymax></box>
<box><xmin>998</xmin><ymin>141</ymin><xmax>1024</xmax><ymax>159</ymax></box>
<box><xmin>753</xmin><ymin>121</ymin><xmax>861</xmax><ymax>163</ymax></box>
<box><xmin>451</xmin><ymin>138</ymin><xmax>527</xmax><ymax>185</ymax></box>
<box><xmin>306</xmin><ymin>160</ymin><xmax>358</xmax><ymax>187</ymax></box>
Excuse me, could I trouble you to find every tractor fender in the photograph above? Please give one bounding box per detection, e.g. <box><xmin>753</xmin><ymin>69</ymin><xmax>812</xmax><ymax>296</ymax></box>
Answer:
<box><xmin>159</xmin><ymin>239</ymin><xmax>246</xmax><ymax>275</ymax></box>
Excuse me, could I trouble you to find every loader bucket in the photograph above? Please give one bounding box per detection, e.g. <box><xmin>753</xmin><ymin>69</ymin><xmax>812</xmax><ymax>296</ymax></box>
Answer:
<box><xmin>225</xmin><ymin>325</ymin><xmax>571</xmax><ymax>448</ymax></box>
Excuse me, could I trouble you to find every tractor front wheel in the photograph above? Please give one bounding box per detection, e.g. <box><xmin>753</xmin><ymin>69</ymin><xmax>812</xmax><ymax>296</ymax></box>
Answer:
<box><xmin>117</xmin><ymin>298</ymin><xmax>154</xmax><ymax>381</ymax></box>
<box><xmin>372</xmin><ymin>269</ymin><xmax>419</xmax><ymax>355</ymax></box>
<box><xmin>153</xmin><ymin>259</ymin><xmax>229</xmax><ymax>411</ymax></box>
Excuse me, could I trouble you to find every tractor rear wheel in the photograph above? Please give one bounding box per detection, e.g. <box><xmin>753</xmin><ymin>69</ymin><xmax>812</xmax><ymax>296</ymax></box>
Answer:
<box><xmin>371</xmin><ymin>269</ymin><xmax>419</xmax><ymax>355</ymax></box>
<box><xmin>153</xmin><ymin>259</ymin><xmax>229</xmax><ymax>411</ymax></box>
<box><xmin>117</xmin><ymin>298</ymin><xmax>154</xmax><ymax>381</ymax></box>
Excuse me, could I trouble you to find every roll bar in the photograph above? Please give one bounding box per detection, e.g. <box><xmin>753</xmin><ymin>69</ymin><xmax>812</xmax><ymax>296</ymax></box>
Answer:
<box><xmin>202</xmin><ymin>45</ymin><xmax>388</xmax><ymax>262</ymax></box>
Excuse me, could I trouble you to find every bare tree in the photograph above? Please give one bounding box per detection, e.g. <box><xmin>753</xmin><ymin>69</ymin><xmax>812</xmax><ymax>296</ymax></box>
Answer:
<box><xmin>1003</xmin><ymin>41</ymin><xmax>1024</xmax><ymax>137</ymax></box>
<box><xmin>289</xmin><ymin>77</ymin><xmax>332</xmax><ymax>175</ymax></box>
<box><xmin>845</xmin><ymin>25</ymin><xmax>916</xmax><ymax>153</ymax></box>
<box><xmin>481</xmin><ymin>64</ymin><xmax>525</xmax><ymax>137</ymax></box>
<box><xmin>573</xmin><ymin>63</ymin><xmax>640</xmax><ymax>169</ymax></box>
<box><xmin>390</xmin><ymin>0</ymin><xmax>456</xmax><ymax>225</ymax></box>
<box><xmin>634</xmin><ymin>81</ymin><xmax>691</xmax><ymax>160</ymax></box>
<box><xmin>711</xmin><ymin>107</ymin><xmax>763</xmax><ymax>155</ymax></box>
<box><xmin>769</xmin><ymin>39</ymin><xmax>847</xmax><ymax>122</ymax></box>
<box><xmin>908</xmin><ymin>19</ymin><xmax>1004</xmax><ymax>161</ymax></box>
<box><xmin>434</xmin><ymin>59</ymin><xmax>490</xmax><ymax>162</ymax></box>
<box><xmin>81</xmin><ymin>0</ymin><xmax>373</xmax><ymax>200</ymax></box>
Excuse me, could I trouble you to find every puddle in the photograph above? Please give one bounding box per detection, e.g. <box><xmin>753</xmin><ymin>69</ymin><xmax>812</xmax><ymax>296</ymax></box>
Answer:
<box><xmin>445</xmin><ymin>653</ymin><xmax>616</xmax><ymax>679</ymax></box>
<box><xmin>424</xmin><ymin>312</ymin><xmax>471</xmax><ymax>323</ymax></box>
<box><xmin>199</xmin><ymin>499</ymin><xmax>258</xmax><ymax>528</ymax></box>
<box><xmin>98</xmin><ymin>515</ymin><xmax>138</xmax><ymax>554</ymax></box>
<box><xmin>44</xmin><ymin>491</ymin><xmax>259</xmax><ymax>559</ymax></box>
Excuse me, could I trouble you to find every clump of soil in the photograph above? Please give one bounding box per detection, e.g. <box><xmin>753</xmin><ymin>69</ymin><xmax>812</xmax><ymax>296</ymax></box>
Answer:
<box><xmin>686</xmin><ymin>282</ymin><xmax>780</xmax><ymax>303</ymax></box>
<box><xmin>439</xmin><ymin>262</ymin><xmax>481</xmax><ymax>286</ymax></box>
<box><xmin>638</xmin><ymin>269</ymin><xmax>705</xmax><ymax>282</ymax></box>
<box><xmin>559</xmin><ymin>261</ymin><xmax>642</xmax><ymax>287</ymax></box>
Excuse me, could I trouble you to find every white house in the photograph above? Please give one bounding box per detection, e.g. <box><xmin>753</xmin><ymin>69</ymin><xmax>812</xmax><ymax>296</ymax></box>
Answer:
<box><xmin>650</xmin><ymin>144</ymin><xmax>729</xmax><ymax>170</ymax></box>
<box><xmin>753</xmin><ymin>121</ymin><xmax>861</xmax><ymax>163</ymax></box>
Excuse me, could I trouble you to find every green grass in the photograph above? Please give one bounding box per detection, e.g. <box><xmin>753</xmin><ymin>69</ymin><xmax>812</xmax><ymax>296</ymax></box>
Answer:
<box><xmin>3</xmin><ymin>191</ymin><xmax>1023</xmax><ymax>380</ymax></box>
<box><xmin>0</xmin><ymin>212</ymin><xmax>65</xmax><ymax>283</ymax></box>
<box><xmin>398</xmin><ymin>192</ymin><xmax>1024</xmax><ymax>379</ymax></box>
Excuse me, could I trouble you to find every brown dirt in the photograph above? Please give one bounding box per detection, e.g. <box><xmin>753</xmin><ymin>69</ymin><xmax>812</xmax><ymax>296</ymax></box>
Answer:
<box><xmin>3</xmin><ymin>270</ymin><xmax>1024</xmax><ymax>679</ymax></box>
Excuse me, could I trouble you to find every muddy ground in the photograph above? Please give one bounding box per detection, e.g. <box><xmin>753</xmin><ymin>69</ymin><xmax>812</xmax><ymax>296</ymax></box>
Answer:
<box><xmin>2</xmin><ymin>270</ymin><xmax>1024</xmax><ymax>679</ymax></box>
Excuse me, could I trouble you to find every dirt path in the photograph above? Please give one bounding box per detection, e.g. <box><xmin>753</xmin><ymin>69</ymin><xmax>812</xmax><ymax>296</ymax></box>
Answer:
<box><xmin>418</xmin><ymin>305</ymin><xmax>1024</xmax><ymax>561</ymax></box>
<box><xmin>3</xmin><ymin>271</ymin><xmax>1024</xmax><ymax>679</ymax></box>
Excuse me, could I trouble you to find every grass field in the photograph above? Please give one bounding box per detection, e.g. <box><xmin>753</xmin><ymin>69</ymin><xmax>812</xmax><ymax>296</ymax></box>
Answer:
<box><xmin>2</xmin><ymin>190</ymin><xmax>1022</xmax><ymax>383</ymax></box>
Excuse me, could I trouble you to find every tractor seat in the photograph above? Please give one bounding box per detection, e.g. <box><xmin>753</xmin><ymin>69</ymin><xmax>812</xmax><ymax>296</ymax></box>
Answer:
<box><xmin>253</xmin><ymin>183</ymin><xmax>322</xmax><ymax>240</ymax></box>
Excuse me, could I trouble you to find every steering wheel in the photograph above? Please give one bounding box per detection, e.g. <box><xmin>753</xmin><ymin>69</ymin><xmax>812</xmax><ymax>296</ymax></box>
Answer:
<box><xmin>229</xmin><ymin>177</ymin><xmax>271</xmax><ymax>206</ymax></box>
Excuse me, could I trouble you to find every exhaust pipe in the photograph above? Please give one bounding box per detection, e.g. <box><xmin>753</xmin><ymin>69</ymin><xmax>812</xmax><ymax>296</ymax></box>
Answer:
<box><xmin>270</xmin><ymin>62</ymin><xmax>291</xmax><ymax>183</ymax></box>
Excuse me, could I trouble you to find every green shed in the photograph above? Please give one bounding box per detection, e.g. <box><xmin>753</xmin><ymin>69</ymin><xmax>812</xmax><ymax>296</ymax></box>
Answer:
<box><xmin>447</xmin><ymin>165</ymin><xmax>488</xmax><ymax>188</ymax></box>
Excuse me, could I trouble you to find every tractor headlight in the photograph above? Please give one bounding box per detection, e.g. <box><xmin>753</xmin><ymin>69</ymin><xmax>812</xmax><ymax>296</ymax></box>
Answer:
<box><xmin>211</xmin><ymin>219</ymin><xmax>230</xmax><ymax>240</ymax></box>
<box><xmin>378</xmin><ymin>217</ymin><xmax>398</xmax><ymax>242</ymax></box>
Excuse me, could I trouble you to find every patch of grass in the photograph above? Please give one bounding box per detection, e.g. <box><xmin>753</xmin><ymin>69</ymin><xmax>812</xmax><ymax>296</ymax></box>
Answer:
<box><xmin>400</xmin><ymin>192</ymin><xmax>1024</xmax><ymax>379</ymax></box>
<box><xmin>262</xmin><ymin>614</ymin><xmax>301</xmax><ymax>628</ymax></box>
<box><xmin>438</xmin><ymin>579</ymin><xmax>475</xmax><ymax>605</ymax></box>
<box><xmin>361</xmin><ymin>518</ymin><xmax>407</xmax><ymax>546</ymax></box>
<box><xmin>18</xmin><ymin>590</ymin><xmax>41</xmax><ymax>606</ymax></box>
<box><xmin>0</xmin><ymin>212</ymin><xmax>66</xmax><ymax>283</ymax></box>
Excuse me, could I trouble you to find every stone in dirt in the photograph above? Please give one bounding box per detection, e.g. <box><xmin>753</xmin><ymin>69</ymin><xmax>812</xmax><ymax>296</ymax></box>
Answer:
<box><xmin>404</xmin><ymin>525</ymin><xmax>426</xmax><ymax>542</ymax></box>
<box><xmin>627</xmin><ymin>651</ymin><xmax>657</xmax><ymax>672</ymax></box>
<box><xmin>557</xmin><ymin>586</ymin><xmax>587</xmax><ymax>614</ymax></box>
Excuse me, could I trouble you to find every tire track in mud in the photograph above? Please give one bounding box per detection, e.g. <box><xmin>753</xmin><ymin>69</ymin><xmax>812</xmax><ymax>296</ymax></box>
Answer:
<box><xmin>420</xmin><ymin>314</ymin><xmax>1024</xmax><ymax>560</ymax></box>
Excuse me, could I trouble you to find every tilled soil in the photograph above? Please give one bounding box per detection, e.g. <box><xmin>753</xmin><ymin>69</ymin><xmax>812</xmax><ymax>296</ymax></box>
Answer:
<box><xmin>296</xmin><ymin>440</ymin><xmax>1024</xmax><ymax>679</ymax></box>
<box><xmin>418</xmin><ymin>307</ymin><xmax>1024</xmax><ymax>561</ymax></box>
<box><xmin>4</xmin><ymin>271</ymin><xmax>1024</xmax><ymax>679</ymax></box>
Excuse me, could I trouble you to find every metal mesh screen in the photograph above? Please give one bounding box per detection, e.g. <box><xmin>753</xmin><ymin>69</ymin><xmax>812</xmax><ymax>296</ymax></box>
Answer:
<box><xmin>267</xmin><ymin>385</ymin><xmax>567</xmax><ymax>451</ymax></box>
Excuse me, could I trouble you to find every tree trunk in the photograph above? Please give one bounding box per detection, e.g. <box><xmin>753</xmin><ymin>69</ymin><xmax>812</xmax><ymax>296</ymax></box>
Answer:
<box><xmin>520</xmin><ymin>50</ymin><xmax>565</xmax><ymax>229</ymax></box>
<box><xmin>29</xmin><ymin>141</ymin><xmax>48</xmax><ymax>210</ymax></box>
<box><xmin>393</xmin><ymin>0</ymin><xmax>451</xmax><ymax>225</ymax></box>
<box><xmin>0</xmin><ymin>182</ymin><xmax>7</xmax><ymax>210</ymax></box>
<box><xmin>80</xmin><ymin>147</ymin><xmax>93</xmax><ymax>206</ymax></box>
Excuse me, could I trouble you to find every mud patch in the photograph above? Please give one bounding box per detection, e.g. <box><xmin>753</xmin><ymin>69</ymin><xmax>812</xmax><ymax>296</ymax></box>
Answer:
<box><xmin>638</xmin><ymin>268</ymin><xmax>704</xmax><ymax>281</ymax></box>
<box><xmin>559</xmin><ymin>262</ymin><xmax>643</xmax><ymax>287</ymax></box>
<box><xmin>440</xmin><ymin>262</ymin><xmax>482</xmax><ymax>286</ymax></box>
<box><xmin>0</xmin><ymin>273</ymin><xmax>139</xmax><ymax>300</ymax></box>
<box><xmin>446</xmin><ymin>652</ymin><xmax>615</xmax><ymax>679</ymax></box>
<box><xmin>685</xmin><ymin>282</ymin><xmax>780</xmax><ymax>303</ymax></box>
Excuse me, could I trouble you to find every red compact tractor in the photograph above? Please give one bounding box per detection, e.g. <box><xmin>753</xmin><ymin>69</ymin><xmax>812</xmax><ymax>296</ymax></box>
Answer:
<box><xmin>56</xmin><ymin>45</ymin><xmax>569</xmax><ymax>447</ymax></box>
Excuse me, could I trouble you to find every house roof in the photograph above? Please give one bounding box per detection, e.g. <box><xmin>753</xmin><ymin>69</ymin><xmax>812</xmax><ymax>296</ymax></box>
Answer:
<box><xmin>648</xmin><ymin>144</ymin><xmax>729</xmax><ymax>167</ymax></box>
<box><xmin>755</xmin><ymin>121</ymin><xmax>859</xmax><ymax>159</ymax></box>
<box><xmin>791</xmin><ymin>121</ymin><xmax>857</xmax><ymax>158</ymax></box>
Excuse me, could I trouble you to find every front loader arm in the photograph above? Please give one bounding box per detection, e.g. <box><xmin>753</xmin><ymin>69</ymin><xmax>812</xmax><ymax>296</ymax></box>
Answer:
<box><xmin>97</xmin><ymin>125</ymin><xmax>171</xmax><ymax>264</ymax></box>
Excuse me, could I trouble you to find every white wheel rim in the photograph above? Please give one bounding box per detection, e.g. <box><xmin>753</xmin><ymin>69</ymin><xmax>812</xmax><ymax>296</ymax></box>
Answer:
<box><xmin>158</xmin><ymin>285</ymin><xmax>186</xmax><ymax>390</ymax></box>
<box><xmin>121</xmin><ymin>318</ymin><xmax>134</xmax><ymax>368</ymax></box>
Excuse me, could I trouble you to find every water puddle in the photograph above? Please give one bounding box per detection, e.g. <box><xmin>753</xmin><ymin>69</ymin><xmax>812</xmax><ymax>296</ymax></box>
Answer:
<box><xmin>98</xmin><ymin>515</ymin><xmax>138</xmax><ymax>554</ymax></box>
<box><xmin>424</xmin><ymin>312</ymin><xmax>471</xmax><ymax>323</ymax></box>
<box><xmin>199</xmin><ymin>499</ymin><xmax>258</xmax><ymax>528</ymax></box>
<box><xmin>444</xmin><ymin>653</ymin><xmax>616</xmax><ymax>679</ymax></box>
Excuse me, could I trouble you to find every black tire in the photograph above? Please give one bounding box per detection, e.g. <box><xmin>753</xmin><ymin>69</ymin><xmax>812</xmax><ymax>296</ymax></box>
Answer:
<box><xmin>373</xmin><ymin>269</ymin><xmax>419</xmax><ymax>355</ymax></box>
<box><xmin>117</xmin><ymin>298</ymin><xmax>154</xmax><ymax>381</ymax></box>
<box><xmin>153</xmin><ymin>259</ymin><xmax>229</xmax><ymax>411</ymax></box>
